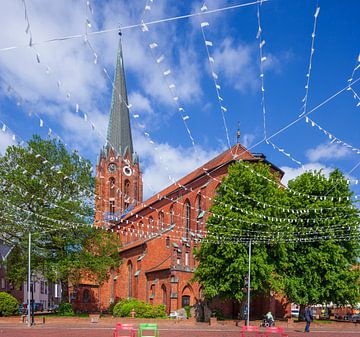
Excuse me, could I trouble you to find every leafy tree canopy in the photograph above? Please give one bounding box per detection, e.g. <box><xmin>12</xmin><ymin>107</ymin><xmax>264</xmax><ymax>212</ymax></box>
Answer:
<box><xmin>194</xmin><ymin>162</ymin><xmax>360</xmax><ymax>307</ymax></box>
<box><xmin>194</xmin><ymin>161</ymin><xmax>288</xmax><ymax>301</ymax></box>
<box><xmin>281</xmin><ymin>169</ymin><xmax>360</xmax><ymax>306</ymax></box>
<box><xmin>0</xmin><ymin>136</ymin><xmax>121</xmax><ymax>295</ymax></box>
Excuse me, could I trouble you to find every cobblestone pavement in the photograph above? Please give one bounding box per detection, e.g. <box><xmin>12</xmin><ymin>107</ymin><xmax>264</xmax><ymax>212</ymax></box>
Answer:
<box><xmin>0</xmin><ymin>327</ymin><xmax>360</xmax><ymax>337</ymax></box>
<box><xmin>0</xmin><ymin>317</ymin><xmax>359</xmax><ymax>337</ymax></box>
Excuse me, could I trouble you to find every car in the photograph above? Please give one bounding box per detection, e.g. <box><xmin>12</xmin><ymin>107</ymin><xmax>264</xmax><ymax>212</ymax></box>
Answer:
<box><xmin>352</xmin><ymin>314</ymin><xmax>360</xmax><ymax>323</ymax></box>
<box><xmin>291</xmin><ymin>309</ymin><xmax>300</xmax><ymax>318</ymax></box>
<box><xmin>31</xmin><ymin>302</ymin><xmax>44</xmax><ymax>312</ymax></box>
<box><xmin>48</xmin><ymin>304</ymin><xmax>59</xmax><ymax>313</ymax></box>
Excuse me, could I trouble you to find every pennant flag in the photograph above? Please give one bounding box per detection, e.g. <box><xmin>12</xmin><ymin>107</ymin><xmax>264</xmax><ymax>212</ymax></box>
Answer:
<box><xmin>156</xmin><ymin>55</ymin><xmax>165</xmax><ymax>63</ymax></box>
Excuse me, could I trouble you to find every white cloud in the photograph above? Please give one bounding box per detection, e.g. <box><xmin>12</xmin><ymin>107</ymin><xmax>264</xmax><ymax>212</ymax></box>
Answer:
<box><xmin>129</xmin><ymin>92</ymin><xmax>153</xmax><ymax>115</ymax></box>
<box><xmin>61</xmin><ymin>109</ymin><xmax>107</xmax><ymax>154</ymax></box>
<box><xmin>0</xmin><ymin>0</ymin><xmax>205</xmax><ymax>156</ymax></box>
<box><xmin>212</xmin><ymin>38</ymin><xmax>257</xmax><ymax>93</ymax></box>
<box><xmin>133</xmin><ymin>131</ymin><xmax>220</xmax><ymax>199</ymax></box>
<box><xmin>0</xmin><ymin>132</ymin><xmax>15</xmax><ymax>155</ymax></box>
<box><xmin>280</xmin><ymin>162</ymin><xmax>333</xmax><ymax>186</ymax></box>
<box><xmin>306</xmin><ymin>143</ymin><xmax>352</xmax><ymax>162</ymax></box>
<box><xmin>242</xmin><ymin>133</ymin><xmax>256</xmax><ymax>148</ymax></box>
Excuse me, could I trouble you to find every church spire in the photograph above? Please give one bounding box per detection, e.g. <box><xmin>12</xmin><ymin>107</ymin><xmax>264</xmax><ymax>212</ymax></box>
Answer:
<box><xmin>106</xmin><ymin>33</ymin><xmax>134</xmax><ymax>157</ymax></box>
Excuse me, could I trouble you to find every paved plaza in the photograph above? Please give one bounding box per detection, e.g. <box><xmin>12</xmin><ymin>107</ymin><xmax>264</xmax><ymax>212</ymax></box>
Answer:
<box><xmin>0</xmin><ymin>316</ymin><xmax>359</xmax><ymax>337</ymax></box>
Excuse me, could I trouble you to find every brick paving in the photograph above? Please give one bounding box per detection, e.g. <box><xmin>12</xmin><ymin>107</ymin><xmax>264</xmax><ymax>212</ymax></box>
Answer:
<box><xmin>0</xmin><ymin>316</ymin><xmax>359</xmax><ymax>337</ymax></box>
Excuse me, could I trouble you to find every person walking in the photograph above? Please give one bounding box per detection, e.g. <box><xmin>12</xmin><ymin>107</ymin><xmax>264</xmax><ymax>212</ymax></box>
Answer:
<box><xmin>304</xmin><ymin>305</ymin><xmax>314</xmax><ymax>332</ymax></box>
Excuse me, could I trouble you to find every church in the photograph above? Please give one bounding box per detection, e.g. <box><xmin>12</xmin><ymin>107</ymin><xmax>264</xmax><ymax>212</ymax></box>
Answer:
<box><xmin>73</xmin><ymin>36</ymin><xmax>288</xmax><ymax>318</ymax></box>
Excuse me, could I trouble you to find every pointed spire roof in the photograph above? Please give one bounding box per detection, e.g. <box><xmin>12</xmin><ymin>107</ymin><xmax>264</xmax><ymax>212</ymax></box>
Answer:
<box><xmin>106</xmin><ymin>34</ymin><xmax>134</xmax><ymax>157</ymax></box>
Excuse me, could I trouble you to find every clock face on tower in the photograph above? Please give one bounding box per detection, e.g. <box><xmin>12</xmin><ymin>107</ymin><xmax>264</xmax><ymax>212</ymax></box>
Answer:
<box><xmin>108</xmin><ymin>163</ymin><xmax>117</xmax><ymax>173</ymax></box>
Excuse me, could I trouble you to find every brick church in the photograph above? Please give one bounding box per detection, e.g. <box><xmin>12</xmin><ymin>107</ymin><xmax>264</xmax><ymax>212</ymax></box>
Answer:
<box><xmin>73</xmin><ymin>37</ymin><xmax>289</xmax><ymax>318</ymax></box>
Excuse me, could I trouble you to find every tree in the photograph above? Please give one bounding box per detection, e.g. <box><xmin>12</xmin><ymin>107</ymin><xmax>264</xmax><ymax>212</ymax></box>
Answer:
<box><xmin>194</xmin><ymin>161</ymin><xmax>360</xmax><ymax>316</ymax></box>
<box><xmin>0</xmin><ymin>292</ymin><xmax>19</xmax><ymax>316</ymax></box>
<box><xmin>281</xmin><ymin>169</ymin><xmax>360</xmax><ymax>310</ymax></box>
<box><xmin>194</xmin><ymin>161</ymin><xmax>288</xmax><ymax>302</ymax></box>
<box><xmin>0</xmin><ymin>135</ymin><xmax>121</xmax><ymax>299</ymax></box>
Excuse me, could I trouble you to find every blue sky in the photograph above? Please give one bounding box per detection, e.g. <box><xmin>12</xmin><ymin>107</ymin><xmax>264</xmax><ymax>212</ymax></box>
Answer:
<box><xmin>0</xmin><ymin>0</ymin><xmax>359</xmax><ymax>200</ymax></box>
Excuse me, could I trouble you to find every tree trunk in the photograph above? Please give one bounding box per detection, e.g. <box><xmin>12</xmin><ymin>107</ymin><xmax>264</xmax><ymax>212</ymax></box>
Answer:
<box><xmin>299</xmin><ymin>304</ymin><xmax>306</xmax><ymax>321</ymax></box>
<box><xmin>61</xmin><ymin>280</ymin><xmax>69</xmax><ymax>303</ymax></box>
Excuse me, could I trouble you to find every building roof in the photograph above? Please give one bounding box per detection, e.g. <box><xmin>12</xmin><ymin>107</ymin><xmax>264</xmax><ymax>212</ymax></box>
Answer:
<box><xmin>106</xmin><ymin>35</ymin><xmax>134</xmax><ymax>158</ymax></box>
<box><xmin>120</xmin><ymin>143</ymin><xmax>282</xmax><ymax>220</ymax></box>
<box><xmin>0</xmin><ymin>240</ymin><xmax>12</xmax><ymax>261</ymax></box>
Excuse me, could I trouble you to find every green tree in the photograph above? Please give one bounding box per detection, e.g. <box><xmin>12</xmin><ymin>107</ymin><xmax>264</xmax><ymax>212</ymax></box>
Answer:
<box><xmin>0</xmin><ymin>292</ymin><xmax>19</xmax><ymax>316</ymax></box>
<box><xmin>0</xmin><ymin>136</ymin><xmax>121</xmax><ymax>299</ymax></box>
<box><xmin>281</xmin><ymin>169</ymin><xmax>360</xmax><ymax>310</ymax></box>
<box><xmin>194</xmin><ymin>161</ymin><xmax>288</xmax><ymax>302</ymax></box>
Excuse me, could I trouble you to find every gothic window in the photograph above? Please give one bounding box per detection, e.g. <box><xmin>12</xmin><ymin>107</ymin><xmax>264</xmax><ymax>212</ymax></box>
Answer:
<box><xmin>109</xmin><ymin>200</ymin><xmax>115</xmax><ymax>215</ymax></box>
<box><xmin>166</xmin><ymin>236</ymin><xmax>170</xmax><ymax>248</ymax></box>
<box><xmin>83</xmin><ymin>289</ymin><xmax>90</xmax><ymax>303</ymax></box>
<box><xmin>170</xmin><ymin>205</ymin><xmax>175</xmax><ymax>225</ymax></box>
<box><xmin>196</xmin><ymin>193</ymin><xmax>202</xmax><ymax>233</ymax></box>
<box><xmin>181</xmin><ymin>295</ymin><xmax>190</xmax><ymax>307</ymax></box>
<box><xmin>124</xmin><ymin>179</ymin><xmax>130</xmax><ymax>209</ymax></box>
<box><xmin>109</xmin><ymin>177</ymin><xmax>116</xmax><ymax>198</ymax></box>
<box><xmin>149</xmin><ymin>216</ymin><xmax>154</xmax><ymax>233</ymax></box>
<box><xmin>128</xmin><ymin>261</ymin><xmax>133</xmax><ymax>298</ymax></box>
<box><xmin>196</xmin><ymin>193</ymin><xmax>202</xmax><ymax>215</ymax></box>
<box><xmin>185</xmin><ymin>251</ymin><xmax>189</xmax><ymax>266</ymax></box>
<box><xmin>130</xmin><ymin>225</ymin><xmax>135</xmax><ymax>242</ymax></box>
<box><xmin>158</xmin><ymin>211</ymin><xmax>164</xmax><ymax>230</ymax></box>
<box><xmin>184</xmin><ymin>200</ymin><xmax>191</xmax><ymax>237</ymax></box>
<box><xmin>161</xmin><ymin>284</ymin><xmax>167</xmax><ymax>306</ymax></box>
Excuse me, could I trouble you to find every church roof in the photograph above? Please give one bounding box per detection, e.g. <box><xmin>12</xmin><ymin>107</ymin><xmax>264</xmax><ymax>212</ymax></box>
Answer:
<box><xmin>120</xmin><ymin>143</ymin><xmax>283</xmax><ymax>220</ymax></box>
<box><xmin>106</xmin><ymin>35</ymin><xmax>134</xmax><ymax>157</ymax></box>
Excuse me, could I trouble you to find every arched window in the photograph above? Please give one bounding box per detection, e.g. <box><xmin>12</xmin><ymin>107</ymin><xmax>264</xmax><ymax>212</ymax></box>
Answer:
<box><xmin>124</xmin><ymin>179</ymin><xmax>130</xmax><ymax>209</ymax></box>
<box><xmin>149</xmin><ymin>216</ymin><xmax>154</xmax><ymax>233</ymax></box>
<box><xmin>83</xmin><ymin>289</ymin><xmax>90</xmax><ymax>303</ymax></box>
<box><xmin>130</xmin><ymin>225</ymin><xmax>135</xmax><ymax>242</ymax></box>
<box><xmin>109</xmin><ymin>178</ymin><xmax>116</xmax><ymax>214</ymax></box>
<box><xmin>170</xmin><ymin>205</ymin><xmax>175</xmax><ymax>225</ymax></box>
<box><xmin>184</xmin><ymin>200</ymin><xmax>191</xmax><ymax>237</ymax></box>
<box><xmin>150</xmin><ymin>284</ymin><xmax>155</xmax><ymax>302</ymax></box>
<box><xmin>196</xmin><ymin>193</ymin><xmax>202</xmax><ymax>215</ymax></box>
<box><xmin>109</xmin><ymin>177</ymin><xmax>116</xmax><ymax>198</ymax></box>
<box><xmin>196</xmin><ymin>193</ymin><xmax>202</xmax><ymax>233</ymax></box>
<box><xmin>127</xmin><ymin>261</ymin><xmax>133</xmax><ymax>298</ymax></box>
<box><xmin>161</xmin><ymin>284</ymin><xmax>167</xmax><ymax>306</ymax></box>
<box><xmin>166</xmin><ymin>236</ymin><xmax>170</xmax><ymax>248</ymax></box>
<box><xmin>182</xmin><ymin>295</ymin><xmax>190</xmax><ymax>307</ymax></box>
<box><xmin>158</xmin><ymin>211</ymin><xmax>164</xmax><ymax>230</ymax></box>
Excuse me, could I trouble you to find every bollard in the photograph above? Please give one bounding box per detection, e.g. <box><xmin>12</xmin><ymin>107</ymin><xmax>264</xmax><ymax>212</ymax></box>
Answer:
<box><xmin>131</xmin><ymin>308</ymin><xmax>135</xmax><ymax>318</ymax></box>
<box><xmin>42</xmin><ymin>316</ymin><xmax>45</xmax><ymax>324</ymax></box>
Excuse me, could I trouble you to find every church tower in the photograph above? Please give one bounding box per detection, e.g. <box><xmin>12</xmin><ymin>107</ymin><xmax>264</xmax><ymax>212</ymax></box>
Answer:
<box><xmin>95</xmin><ymin>35</ymin><xmax>143</xmax><ymax>227</ymax></box>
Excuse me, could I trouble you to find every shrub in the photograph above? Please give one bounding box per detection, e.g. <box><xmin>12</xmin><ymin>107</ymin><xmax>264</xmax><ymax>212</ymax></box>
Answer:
<box><xmin>0</xmin><ymin>292</ymin><xmax>19</xmax><ymax>316</ymax></box>
<box><xmin>58</xmin><ymin>302</ymin><xmax>75</xmax><ymax>316</ymax></box>
<box><xmin>113</xmin><ymin>299</ymin><xmax>166</xmax><ymax>318</ymax></box>
<box><xmin>184</xmin><ymin>305</ymin><xmax>191</xmax><ymax>318</ymax></box>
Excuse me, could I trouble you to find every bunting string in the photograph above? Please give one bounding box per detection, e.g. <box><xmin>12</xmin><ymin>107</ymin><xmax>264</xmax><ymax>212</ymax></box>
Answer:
<box><xmin>200</xmin><ymin>3</ymin><xmax>231</xmax><ymax>148</ymax></box>
<box><xmin>0</xmin><ymin>1</ymin><xmax>267</xmax><ymax>53</ymax></box>
<box><xmin>299</xmin><ymin>5</ymin><xmax>320</xmax><ymax>117</ymax></box>
<box><xmin>256</xmin><ymin>1</ymin><xmax>268</xmax><ymax>139</ymax></box>
<box><xmin>304</xmin><ymin>116</ymin><xmax>360</xmax><ymax>155</ymax></box>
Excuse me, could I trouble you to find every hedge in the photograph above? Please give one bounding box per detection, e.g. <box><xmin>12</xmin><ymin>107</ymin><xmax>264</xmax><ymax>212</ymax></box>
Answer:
<box><xmin>113</xmin><ymin>299</ymin><xmax>166</xmax><ymax>318</ymax></box>
<box><xmin>0</xmin><ymin>292</ymin><xmax>19</xmax><ymax>316</ymax></box>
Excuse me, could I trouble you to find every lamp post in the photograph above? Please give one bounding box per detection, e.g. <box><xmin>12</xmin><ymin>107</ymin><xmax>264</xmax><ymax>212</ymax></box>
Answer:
<box><xmin>27</xmin><ymin>232</ymin><xmax>31</xmax><ymax>327</ymax></box>
<box><xmin>246</xmin><ymin>239</ymin><xmax>252</xmax><ymax>326</ymax></box>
